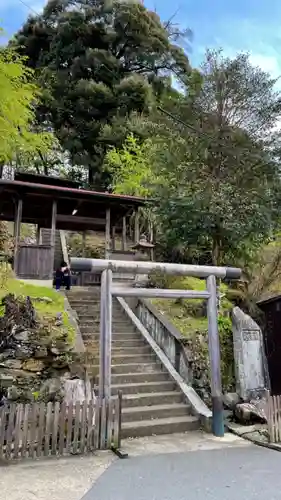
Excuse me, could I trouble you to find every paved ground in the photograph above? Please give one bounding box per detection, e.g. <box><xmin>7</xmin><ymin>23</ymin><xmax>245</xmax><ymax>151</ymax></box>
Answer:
<box><xmin>83</xmin><ymin>441</ymin><xmax>281</xmax><ymax>500</ymax></box>
<box><xmin>0</xmin><ymin>431</ymin><xmax>273</xmax><ymax>500</ymax></box>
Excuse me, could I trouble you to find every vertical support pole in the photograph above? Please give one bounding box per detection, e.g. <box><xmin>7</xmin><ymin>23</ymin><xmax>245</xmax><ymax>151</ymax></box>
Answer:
<box><xmin>50</xmin><ymin>200</ymin><xmax>57</xmax><ymax>279</ymax></box>
<box><xmin>104</xmin><ymin>269</ymin><xmax>112</xmax><ymax>401</ymax></box>
<box><xmin>99</xmin><ymin>268</ymin><xmax>112</xmax><ymax>402</ymax></box>
<box><xmin>99</xmin><ymin>270</ymin><xmax>106</xmax><ymax>401</ymax></box>
<box><xmin>13</xmin><ymin>198</ymin><xmax>22</xmax><ymax>274</ymax></box>
<box><xmin>134</xmin><ymin>209</ymin><xmax>140</xmax><ymax>244</ymax></box>
<box><xmin>82</xmin><ymin>231</ymin><xmax>86</xmax><ymax>257</ymax></box>
<box><xmin>149</xmin><ymin>222</ymin><xmax>154</xmax><ymax>261</ymax></box>
<box><xmin>112</xmin><ymin>226</ymin><xmax>116</xmax><ymax>251</ymax></box>
<box><xmin>36</xmin><ymin>225</ymin><xmax>41</xmax><ymax>245</ymax></box>
<box><xmin>122</xmin><ymin>216</ymin><xmax>127</xmax><ymax>251</ymax></box>
<box><xmin>207</xmin><ymin>275</ymin><xmax>224</xmax><ymax>437</ymax></box>
<box><xmin>105</xmin><ymin>208</ymin><xmax>111</xmax><ymax>259</ymax></box>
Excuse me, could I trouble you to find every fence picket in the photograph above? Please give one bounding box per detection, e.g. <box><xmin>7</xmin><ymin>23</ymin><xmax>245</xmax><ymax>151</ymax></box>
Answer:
<box><xmin>72</xmin><ymin>402</ymin><xmax>81</xmax><ymax>455</ymax></box>
<box><xmin>29</xmin><ymin>403</ymin><xmax>38</xmax><ymax>458</ymax></box>
<box><xmin>44</xmin><ymin>402</ymin><xmax>53</xmax><ymax>457</ymax></box>
<box><xmin>59</xmin><ymin>402</ymin><xmax>66</xmax><ymax>455</ymax></box>
<box><xmin>37</xmin><ymin>403</ymin><xmax>45</xmax><ymax>457</ymax></box>
<box><xmin>0</xmin><ymin>396</ymin><xmax>122</xmax><ymax>461</ymax></box>
<box><xmin>86</xmin><ymin>400</ymin><xmax>94</xmax><ymax>452</ymax></box>
<box><xmin>100</xmin><ymin>399</ymin><xmax>107</xmax><ymax>449</ymax></box>
<box><xmin>80</xmin><ymin>400</ymin><xmax>87</xmax><ymax>454</ymax></box>
<box><xmin>13</xmin><ymin>404</ymin><xmax>23</xmax><ymax>459</ymax></box>
<box><xmin>5</xmin><ymin>404</ymin><xmax>16</xmax><ymax>459</ymax></box>
<box><xmin>21</xmin><ymin>404</ymin><xmax>30</xmax><ymax>459</ymax></box>
<box><xmin>94</xmin><ymin>398</ymin><xmax>101</xmax><ymax>450</ymax></box>
<box><xmin>52</xmin><ymin>402</ymin><xmax>60</xmax><ymax>455</ymax></box>
<box><xmin>107</xmin><ymin>399</ymin><xmax>113</xmax><ymax>448</ymax></box>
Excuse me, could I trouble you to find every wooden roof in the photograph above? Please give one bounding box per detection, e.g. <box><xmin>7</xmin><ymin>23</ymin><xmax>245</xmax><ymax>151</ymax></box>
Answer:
<box><xmin>0</xmin><ymin>174</ymin><xmax>147</xmax><ymax>232</ymax></box>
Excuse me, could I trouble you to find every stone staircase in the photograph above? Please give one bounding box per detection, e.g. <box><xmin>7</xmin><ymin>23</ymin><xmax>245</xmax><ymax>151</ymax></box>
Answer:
<box><xmin>67</xmin><ymin>288</ymin><xmax>200</xmax><ymax>438</ymax></box>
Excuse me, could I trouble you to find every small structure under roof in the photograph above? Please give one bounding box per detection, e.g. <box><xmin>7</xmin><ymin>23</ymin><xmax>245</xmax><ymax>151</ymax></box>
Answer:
<box><xmin>0</xmin><ymin>172</ymin><xmax>148</xmax><ymax>280</ymax></box>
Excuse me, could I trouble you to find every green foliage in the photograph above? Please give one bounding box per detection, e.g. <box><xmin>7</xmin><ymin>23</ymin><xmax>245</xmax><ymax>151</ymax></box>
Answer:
<box><xmin>105</xmin><ymin>134</ymin><xmax>160</xmax><ymax>196</ymax></box>
<box><xmin>13</xmin><ymin>0</ymin><xmax>190</xmax><ymax>187</ymax></box>
<box><xmin>0</xmin><ymin>40</ymin><xmax>54</xmax><ymax>166</ymax></box>
<box><xmin>0</xmin><ymin>265</ymin><xmax>74</xmax><ymax>343</ymax></box>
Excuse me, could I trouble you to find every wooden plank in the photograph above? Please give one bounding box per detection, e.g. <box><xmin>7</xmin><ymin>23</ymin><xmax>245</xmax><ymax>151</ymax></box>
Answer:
<box><xmin>80</xmin><ymin>400</ymin><xmax>87</xmax><ymax>454</ymax></box>
<box><xmin>106</xmin><ymin>399</ymin><xmax>113</xmax><ymax>448</ymax></box>
<box><xmin>66</xmin><ymin>403</ymin><xmax>73</xmax><ymax>454</ymax></box>
<box><xmin>105</xmin><ymin>208</ymin><xmax>111</xmax><ymax>259</ymax></box>
<box><xmin>86</xmin><ymin>400</ymin><xmax>94</xmax><ymax>452</ymax></box>
<box><xmin>104</xmin><ymin>269</ymin><xmax>112</xmax><ymax>401</ymax></box>
<box><xmin>59</xmin><ymin>402</ymin><xmax>67</xmax><ymax>456</ymax></box>
<box><xmin>44</xmin><ymin>402</ymin><xmax>53</xmax><ymax>457</ymax></box>
<box><xmin>50</xmin><ymin>200</ymin><xmax>57</xmax><ymax>279</ymax></box>
<box><xmin>37</xmin><ymin>403</ymin><xmax>45</xmax><ymax>457</ymax></box>
<box><xmin>94</xmin><ymin>399</ymin><xmax>101</xmax><ymax>450</ymax></box>
<box><xmin>122</xmin><ymin>217</ymin><xmax>126</xmax><ymax>251</ymax></box>
<box><xmin>0</xmin><ymin>406</ymin><xmax>7</xmax><ymax>460</ymax></box>
<box><xmin>21</xmin><ymin>404</ymin><xmax>30</xmax><ymax>459</ymax></box>
<box><xmin>14</xmin><ymin>198</ymin><xmax>23</xmax><ymax>274</ymax></box>
<box><xmin>72</xmin><ymin>402</ymin><xmax>81</xmax><ymax>455</ymax></box>
<box><xmin>99</xmin><ymin>271</ymin><xmax>106</xmax><ymax>400</ymax></box>
<box><xmin>29</xmin><ymin>403</ymin><xmax>38</xmax><ymax>458</ymax></box>
<box><xmin>13</xmin><ymin>404</ymin><xmax>23</xmax><ymax>459</ymax></box>
<box><xmin>100</xmin><ymin>399</ymin><xmax>107</xmax><ymax>450</ymax></box>
<box><xmin>273</xmin><ymin>396</ymin><xmax>277</xmax><ymax>442</ymax></box>
<box><xmin>52</xmin><ymin>402</ymin><xmax>60</xmax><ymax>455</ymax></box>
<box><xmin>5</xmin><ymin>404</ymin><xmax>16</xmax><ymax>460</ymax></box>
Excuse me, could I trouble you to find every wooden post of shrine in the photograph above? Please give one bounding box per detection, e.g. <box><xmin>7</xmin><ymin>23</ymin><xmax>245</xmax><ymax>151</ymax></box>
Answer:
<box><xmin>50</xmin><ymin>200</ymin><xmax>57</xmax><ymax>279</ymax></box>
<box><xmin>134</xmin><ymin>209</ymin><xmax>140</xmax><ymax>245</ymax></box>
<box><xmin>13</xmin><ymin>198</ymin><xmax>23</xmax><ymax>274</ymax></box>
<box><xmin>105</xmin><ymin>208</ymin><xmax>111</xmax><ymax>259</ymax></box>
<box><xmin>122</xmin><ymin>216</ymin><xmax>127</xmax><ymax>251</ymax></box>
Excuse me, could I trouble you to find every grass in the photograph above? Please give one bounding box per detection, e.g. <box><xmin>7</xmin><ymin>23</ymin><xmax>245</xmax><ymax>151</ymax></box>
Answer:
<box><xmin>151</xmin><ymin>276</ymin><xmax>232</xmax><ymax>337</ymax></box>
<box><xmin>0</xmin><ymin>264</ymin><xmax>74</xmax><ymax>343</ymax></box>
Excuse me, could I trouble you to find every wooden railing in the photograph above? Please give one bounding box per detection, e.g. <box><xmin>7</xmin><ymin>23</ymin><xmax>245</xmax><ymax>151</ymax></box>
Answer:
<box><xmin>16</xmin><ymin>245</ymin><xmax>52</xmax><ymax>279</ymax></box>
<box><xmin>0</xmin><ymin>395</ymin><xmax>122</xmax><ymax>461</ymax></box>
<box><xmin>136</xmin><ymin>299</ymin><xmax>192</xmax><ymax>383</ymax></box>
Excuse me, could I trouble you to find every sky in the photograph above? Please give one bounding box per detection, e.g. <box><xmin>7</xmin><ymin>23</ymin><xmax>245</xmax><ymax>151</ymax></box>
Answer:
<box><xmin>1</xmin><ymin>0</ymin><xmax>281</xmax><ymax>79</ymax></box>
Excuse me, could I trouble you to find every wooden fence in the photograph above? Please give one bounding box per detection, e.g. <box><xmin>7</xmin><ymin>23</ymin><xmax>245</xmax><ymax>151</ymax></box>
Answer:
<box><xmin>0</xmin><ymin>395</ymin><xmax>122</xmax><ymax>462</ymax></box>
<box><xmin>267</xmin><ymin>394</ymin><xmax>281</xmax><ymax>443</ymax></box>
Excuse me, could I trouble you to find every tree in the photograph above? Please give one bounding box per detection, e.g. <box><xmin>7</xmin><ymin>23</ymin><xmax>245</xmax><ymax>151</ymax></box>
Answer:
<box><xmin>108</xmin><ymin>51</ymin><xmax>281</xmax><ymax>265</ymax></box>
<box><xmin>0</xmin><ymin>43</ymin><xmax>54</xmax><ymax>175</ymax></box>
<box><xmin>13</xmin><ymin>0</ymin><xmax>191</xmax><ymax>188</ymax></box>
<box><xmin>156</xmin><ymin>50</ymin><xmax>281</xmax><ymax>265</ymax></box>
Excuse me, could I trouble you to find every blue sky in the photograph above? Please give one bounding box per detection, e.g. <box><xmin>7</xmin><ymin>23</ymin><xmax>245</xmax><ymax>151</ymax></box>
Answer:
<box><xmin>1</xmin><ymin>0</ymin><xmax>281</xmax><ymax>78</ymax></box>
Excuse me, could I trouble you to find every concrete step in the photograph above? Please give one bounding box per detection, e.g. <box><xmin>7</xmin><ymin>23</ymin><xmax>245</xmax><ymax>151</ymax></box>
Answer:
<box><xmin>88</xmin><ymin>345</ymin><xmax>152</xmax><ymax>356</ymax></box>
<box><xmin>91</xmin><ymin>362</ymin><xmax>161</xmax><ymax>375</ymax></box>
<box><xmin>122</xmin><ymin>391</ymin><xmax>183</xmax><ymax>408</ymax></box>
<box><xmin>79</xmin><ymin>318</ymin><xmax>132</xmax><ymax>325</ymax></box>
<box><xmin>86</xmin><ymin>339</ymin><xmax>145</xmax><ymax>349</ymax></box>
<box><xmin>121</xmin><ymin>415</ymin><xmax>199</xmax><ymax>438</ymax></box>
<box><xmin>108</xmin><ymin>372</ymin><xmax>169</xmax><ymax>385</ymax></box>
<box><xmin>80</xmin><ymin>325</ymin><xmax>136</xmax><ymax>334</ymax></box>
<box><xmin>110</xmin><ymin>353</ymin><xmax>155</xmax><ymax>364</ymax></box>
<box><xmin>122</xmin><ymin>403</ymin><xmax>190</xmax><ymax>422</ymax></box>
<box><xmin>111</xmin><ymin>381</ymin><xmax>175</xmax><ymax>395</ymax></box>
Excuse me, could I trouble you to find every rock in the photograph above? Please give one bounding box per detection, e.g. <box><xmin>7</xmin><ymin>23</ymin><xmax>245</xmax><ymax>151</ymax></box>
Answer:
<box><xmin>0</xmin><ymin>374</ymin><xmax>14</xmax><ymax>388</ymax></box>
<box><xmin>22</xmin><ymin>359</ymin><xmax>45</xmax><ymax>372</ymax></box>
<box><xmin>235</xmin><ymin>398</ymin><xmax>267</xmax><ymax>424</ymax></box>
<box><xmin>50</xmin><ymin>346</ymin><xmax>60</xmax><ymax>356</ymax></box>
<box><xmin>55</xmin><ymin>313</ymin><xmax>63</xmax><ymax>326</ymax></box>
<box><xmin>14</xmin><ymin>345</ymin><xmax>33</xmax><ymax>360</ymax></box>
<box><xmin>0</xmin><ymin>359</ymin><xmax>22</xmax><ymax>370</ymax></box>
<box><xmin>34</xmin><ymin>347</ymin><xmax>48</xmax><ymax>359</ymax></box>
<box><xmin>40</xmin><ymin>377</ymin><xmax>63</xmax><ymax>402</ymax></box>
<box><xmin>223</xmin><ymin>392</ymin><xmax>241</xmax><ymax>410</ymax></box>
<box><xmin>14</xmin><ymin>330</ymin><xmax>29</xmax><ymax>342</ymax></box>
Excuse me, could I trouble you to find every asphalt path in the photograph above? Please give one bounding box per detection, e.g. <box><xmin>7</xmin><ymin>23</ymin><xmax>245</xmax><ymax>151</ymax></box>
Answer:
<box><xmin>82</xmin><ymin>444</ymin><xmax>281</xmax><ymax>500</ymax></box>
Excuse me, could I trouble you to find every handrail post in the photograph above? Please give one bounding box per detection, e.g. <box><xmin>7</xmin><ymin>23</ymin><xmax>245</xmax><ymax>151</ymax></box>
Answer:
<box><xmin>207</xmin><ymin>275</ymin><xmax>224</xmax><ymax>437</ymax></box>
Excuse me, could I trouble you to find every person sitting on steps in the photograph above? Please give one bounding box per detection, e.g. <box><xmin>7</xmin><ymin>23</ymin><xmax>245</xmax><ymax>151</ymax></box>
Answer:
<box><xmin>55</xmin><ymin>260</ymin><xmax>71</xmax><ymax>291</ymax></box>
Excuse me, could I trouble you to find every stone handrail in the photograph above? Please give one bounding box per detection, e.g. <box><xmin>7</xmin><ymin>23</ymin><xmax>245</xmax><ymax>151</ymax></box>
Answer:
<box><xmin>136</xmin><ymin>299</ymin><xmax>192</xmax><ymax>383</ymax></box>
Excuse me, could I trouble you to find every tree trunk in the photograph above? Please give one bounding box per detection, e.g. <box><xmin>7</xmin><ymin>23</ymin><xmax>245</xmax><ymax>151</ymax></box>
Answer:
<box><xmin>211</xmin><ymin>237</ymin><xmax>221</xmax><ymax>267</ymax></box>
